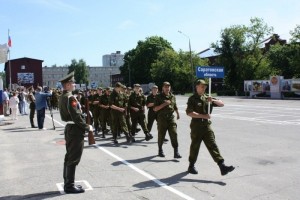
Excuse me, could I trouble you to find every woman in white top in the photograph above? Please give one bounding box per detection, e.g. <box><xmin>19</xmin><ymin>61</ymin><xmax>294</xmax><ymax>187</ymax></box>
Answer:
<box><xmin>9</xmin><ymin>92</ymin><xmax>19</xmax><ymax>120</ymax></box>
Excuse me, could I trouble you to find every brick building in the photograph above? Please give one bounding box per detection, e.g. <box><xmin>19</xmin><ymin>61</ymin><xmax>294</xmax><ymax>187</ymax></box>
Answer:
<box><xmin>4</xmin><ymin>57</ymin><xmax>43</xmax><ymax>89</ymax></box>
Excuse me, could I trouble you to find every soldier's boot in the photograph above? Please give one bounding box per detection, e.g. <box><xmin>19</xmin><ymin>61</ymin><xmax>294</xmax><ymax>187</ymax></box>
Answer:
<box><xmin>187</xmin><ymin>162</ymin><xmax>198</xmax><ymax>174</ymax></box>
<box><xmin>145</xmin><ymin>132</ymin><xmax>153</xmax><ymax>141</ymax></box>
<box><xmin>218</xmin><ymin>160</ymin><xmax>235</xmax><ymax>176</ymax></box>
<box><xmin>63</xmin><ymin>164</ymin><xmax>82</xmax><ymax>189</ymax></box>
<box><xmin>101</xmin><ymin>131</ymin><xmax>106</xmax><ymax>138</ymax></box>
<box><xmin>163</xmin><ymin>138</ymin><xmax>169</xmax><ymax>142</ymax></box>
<box><xmin>136</xmin><ymin>128</ymin><xmax>141</xmax><ymax>134</ymax></box>
<box><xmin>124</xmin><ymin>132</ymin><xmax>133</xmax><ymax>144</ymax></box>
<box><xmin>30</xmin><ymin>118</ymin><xmax>37</xmax><ymax>128</ymax></box>
<box><xmin>64</xmin><ymin>165</ymin><xmax>85</xmax><ymax>194</ymax></box>
<box><xmin>158</xmin><ymin>147</ymin><xmax>165</xmax><ymax>157</ymax></box>
<box><xmin>112</xmin><ymin>133</ymin><xmax>118</xmax><ymax>144</ymax></box>
<box><xmin>174</xmin><ymin>148</ymin><xmax>182</xmax><ymax>159</ymax></box>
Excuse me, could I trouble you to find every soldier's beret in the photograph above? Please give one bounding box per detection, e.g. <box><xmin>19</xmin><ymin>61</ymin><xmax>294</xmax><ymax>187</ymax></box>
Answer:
<box><xmin>59</xmin><ymin>71</ymin><xmax>75</xmax><ymax>84</ymax></box>
<box><xmin>115</xmin><ymin>82</ymin><xmax>125</xmax><ymax>88</ymax></box>
<box><xmin>162</xmin><ymin>81</ymin><xmax>171</xmax><ymax>86</ymax></box>
<box><xmin>134</xmin><ymin>84</ymin><xmax>141</xmax><ymax>87</ymax></box>
<box><xmin>195</xmin><ymin>79</ymin><xmax>208</xmax><ymax>85</ymax></box>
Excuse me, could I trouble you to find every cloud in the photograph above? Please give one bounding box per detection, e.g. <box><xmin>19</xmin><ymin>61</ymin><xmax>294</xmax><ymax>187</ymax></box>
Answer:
<box><xmin>118</xmin><ymin>20</ymin><xmax>137</xmax><ymax>30</ymax></box>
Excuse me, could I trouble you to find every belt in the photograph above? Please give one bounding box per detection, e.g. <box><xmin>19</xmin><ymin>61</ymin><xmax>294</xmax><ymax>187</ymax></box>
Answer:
<box><xmin>192</xmin><ymin>118</ymin><xmax>208</xmax><ymax>122</ymax></box>
<box><xmin>66</xmin><ymin>121</ymin><xmax>75</xmax><ymax>125</ymax></box>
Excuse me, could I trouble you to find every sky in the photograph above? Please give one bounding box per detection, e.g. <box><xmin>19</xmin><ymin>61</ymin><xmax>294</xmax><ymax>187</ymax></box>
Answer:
<box><xmin>0</xmin><ymin>0</ymin><xmax>299</xmax><ymax>72</ymax></box>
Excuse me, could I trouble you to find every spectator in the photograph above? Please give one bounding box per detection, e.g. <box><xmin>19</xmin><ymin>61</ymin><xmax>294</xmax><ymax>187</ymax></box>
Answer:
<box><xmin>9</xmin><ymin>92</ymin><xmax>19</xmax><ymax>120</ymax></box>
<box><xmin>35</xmin><ymin>86</ymin><xmax>52</xmax><ymax>130</ymax></box>
<box><xmin>2</xmin><ymin>88</ymin><xmax>10</xmax><ymax>116</ymax></box>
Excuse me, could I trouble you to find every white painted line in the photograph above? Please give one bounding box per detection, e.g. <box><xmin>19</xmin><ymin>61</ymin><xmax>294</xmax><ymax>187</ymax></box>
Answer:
<box><xmin>95</xmin><ymin>145</ymin><xmax>195</xmax><ymax>200</ymax></box>
<box><xmin>56</xmin><ymin>180</ymin><xmax>93</xmax><ymax>194</ymax></box>
<box><xmin>46</xmin><ymin>115</ymin><xmax>65</xmax><ymax>127</ymax></box>
<box><xmin>55</xmin><ymin>117</ymin><xmax>195</xmax><ymax>200</ymax></box>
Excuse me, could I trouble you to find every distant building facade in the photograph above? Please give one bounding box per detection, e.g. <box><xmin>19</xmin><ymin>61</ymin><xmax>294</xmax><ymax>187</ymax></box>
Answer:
<box><xmin>42</xmin><ymin>66</ymin><xmax>120</xmax><ymax>88</ymax></box>
<box><xmin>102</xmin><ymin>51</ymin><xmax>124</xmax><ymax>67</ymax></box>
<box><xmin>4</xmin><ymin>57</ymin><xmax>43</xmax><ymax>89</ymax></box>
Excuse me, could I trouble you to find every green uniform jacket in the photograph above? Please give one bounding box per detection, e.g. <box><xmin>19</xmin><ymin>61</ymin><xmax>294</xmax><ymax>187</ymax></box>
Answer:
<box><xmin>59</xmin><ymin>90</ymin><xmax>90</xmax><ymax>132</ymax></box>
<box><xmin>129</xmin><ymin>92</ymin><xmax>146</xmax><ymax>116</ymax></box>
<box><xmin>154</xmin><ymin>92</ymin><xmax>178</xmax><ymax>120</ymax></box>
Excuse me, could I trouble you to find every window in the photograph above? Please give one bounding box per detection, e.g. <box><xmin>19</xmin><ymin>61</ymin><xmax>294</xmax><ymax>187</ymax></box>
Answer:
<box><xmin>21</xmin><ymin>65</ymin><xmax>25</xmax><ymax>70</ymax></box>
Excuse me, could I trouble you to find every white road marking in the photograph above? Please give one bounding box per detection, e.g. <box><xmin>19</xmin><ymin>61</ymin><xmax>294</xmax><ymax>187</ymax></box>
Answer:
<box><xmin>51</xmin><ymin>115</ymin><xmax>195</xmax><ymax>200</ymax></box>
<box><xmin>95</xmin><ymin>145</ymin><xmax>195</xmax><ymax>200</ymax></box>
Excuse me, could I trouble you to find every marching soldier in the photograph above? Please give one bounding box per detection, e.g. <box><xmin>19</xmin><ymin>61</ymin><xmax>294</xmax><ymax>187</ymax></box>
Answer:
<box><xmin>92</xmin><ymin>87</ymin><xmax>103</xmax><ymax>136</ymax></box>
<box><xmin>129</xmin><ymin>84</ymin><xmax>153</xmax><ymax>141</ymax></box>
<box><xmin>154</xmin><ymin>82</ymin><xmax>181</xmax><ymax>158</ymax></box>
<box><xmin>99</xmin><ymin>87</ymin><xmax>111</xmax><ymax>138</ymax></box>
<box><xmin>186</xmin><ymin>79</ymin><xmax>235</xmax><ymax>175</ymax></box>
<box><xmin>109</xmin><ymin>82</ymin><xmax>134</xmax><ymax>144</ymax></box>
<box><xmin>58</xmin><ymin>72</ymin><xmax>93</xmax><ymax>193</ymax></box>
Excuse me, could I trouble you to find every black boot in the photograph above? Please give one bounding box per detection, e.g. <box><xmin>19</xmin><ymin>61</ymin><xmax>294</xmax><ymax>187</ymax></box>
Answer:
<box><xmin>64</xmin><ymin>165</ymin><xmax>85</xmax><ymax>194</ymax></box>
<box><xmin>124</xmin><ymin>132</ymin><xmax>133</xmax><ymax>144</ymax></box>
<box><xmin>158</xmin><ymin>147</ymin><xmax>165</xmax><ymax>157</ymax></box>
<box><xmin>112</xmin><ymin>133</ymin><xmax>118</xmax><ymax>144</ymax></box>
<box><xmin>63</xmin><ymin>164</ymin><xmax>82</xmax><ymax>189</ymax></box>
<box><xmin>145</xmin><ymin>133</ymin><xmax>153</xmax><ymax>141</ymax></box>
<box><xmin>174</xmin><ymin>148</ymin><xmax>182</xmax><ymax>159</ymax></box>
<box><xmin>188</xmin><ymin>162</ymin><xmax>198</xmax><ymax>174</ymax></box>
<box><xmin>218</xmin><ymin>160</ymin><xmax>235</xmax><ymax>176</ymax></box>
<box><xmin>101</xmin><ymin>132</ymin><xmax>106</xmax><ymax>138</ymax></box>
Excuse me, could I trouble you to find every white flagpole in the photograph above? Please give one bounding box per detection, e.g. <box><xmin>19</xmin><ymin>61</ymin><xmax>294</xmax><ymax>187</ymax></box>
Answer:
<box><xmin>208</xmin><ymin>78</ymin><xmax>212</xmax><ymax>115</ymax></box>
<box><xmin>8</xmin><ymin>29</ymin><xmax>12</xmax><ymax>91</ymax></box>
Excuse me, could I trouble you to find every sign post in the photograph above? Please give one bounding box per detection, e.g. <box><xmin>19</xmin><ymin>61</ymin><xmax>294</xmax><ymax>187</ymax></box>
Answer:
<box><xmin>196</xmin><ymin>66</ymin><xmax>224</xmax><ymax>115</ymax></box>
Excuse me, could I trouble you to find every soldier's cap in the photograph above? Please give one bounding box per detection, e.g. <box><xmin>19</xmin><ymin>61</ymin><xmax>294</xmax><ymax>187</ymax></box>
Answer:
<box><xmin>78</xmin><ymin>90</ymin><xmax>84</xmax><ymax>95</ymax></box>
<box><xmin>105</xmin><ymin>87</ymin><xmax>112</xmax><ymax>91</ymax></box>
<box><xmin>122</xmin><ymin>85</ymin><xmax>127</xmax><ymax>89</ymax></box>
<box><xmin>152</xmin><ymin>85</ymin><xmax>158</xmax><ymax>89</ymax></box>
<box><xmin>97</xmin><ymin>87</ymin><xmax>103</xmax><ymax>90</ymax></box>
<box><xmin>162</xmin><ymin>81</ymin><xmax>171</xmax><ymax>86</ymax></box>
<box><xmin>195</xmin><ymin>79</ymin><xmax>208</xmax><ymax>85</ymax></box>
<box><xmin>134</xmin><ymin>83</ymin><xmax>141</xmax><ymax>87</ymax></box>
<box><xmin>59</xmin><ymin>71</ymin><xmax>75</xmax><ymax>84</ymax></box>
<box><xmin>127</xmin><ymin>87</ymin><xmax>132</xmax><ymax>90</ymax></box>
<box><xmin>115</xmin><ymin>82</ymin><xmax>126</xmax><ymax>88</ymax></box>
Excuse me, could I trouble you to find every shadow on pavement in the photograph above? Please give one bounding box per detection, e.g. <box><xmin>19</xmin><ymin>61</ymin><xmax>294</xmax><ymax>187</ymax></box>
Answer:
<box><xmin>111</xmin><ymin>155</ymin><xmax>179</xmax><ymax>166</ymax></box>
<box><xmin>0</xmin><ymin>191</ymin><xmax>62</xmax><ymax>200</ymax></box>
<box><xmin>133</xmin><ymin>171</ymin><xmax>226</xmax><ymax>190</ymax></box>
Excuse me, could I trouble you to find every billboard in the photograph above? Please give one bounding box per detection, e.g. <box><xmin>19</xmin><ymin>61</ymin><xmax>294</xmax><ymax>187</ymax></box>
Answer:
<box><xmin>17</xmin><ymin>73</ymin><xmax>34</xmax><ymax>84</ymax></box>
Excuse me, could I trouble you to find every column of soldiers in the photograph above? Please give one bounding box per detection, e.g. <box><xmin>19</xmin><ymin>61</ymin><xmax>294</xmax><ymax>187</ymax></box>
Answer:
<box><xmin>57</xmin><ymin>71</ymin><xmax>235</xmax><ymax>194</ymax></box>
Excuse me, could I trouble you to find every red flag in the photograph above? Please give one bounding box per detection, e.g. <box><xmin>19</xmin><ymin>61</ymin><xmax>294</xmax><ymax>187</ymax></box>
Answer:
<box><xmin>8</xmin><ymin>36</ymin><xmax>12</xmax><ymax>47</ymax></box>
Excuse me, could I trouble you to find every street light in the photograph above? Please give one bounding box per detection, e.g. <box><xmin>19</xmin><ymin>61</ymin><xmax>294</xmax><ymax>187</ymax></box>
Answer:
<box><xmin>178</xmin><ymin>30</ymin><xmax>194</xmax><ymax>92</ymax></box>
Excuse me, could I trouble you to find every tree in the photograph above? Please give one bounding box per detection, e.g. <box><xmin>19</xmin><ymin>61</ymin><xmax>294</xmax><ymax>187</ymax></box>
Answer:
<box><xmin>212</xmin><ymin>17</ymin><xmax>274</xmax><ymax>91</ymax></box>
<box><xmin>68</xmin><ymin>59</ymin><xmax>89</xmax><ymax>84</ymax></box>
<box><xmin>120</xmin><ymin>36</ymin><xmax>173</xmax><ymax>86</ymax></box>
<box><xmin>151</xmin><ymin>49</ymin><xmax>207</xmax><ymax>92</ymax></box>
<box><xmin>267</xmin><ymin>25</ymin><xmax>300</xmax><ymax>78</ymax></box>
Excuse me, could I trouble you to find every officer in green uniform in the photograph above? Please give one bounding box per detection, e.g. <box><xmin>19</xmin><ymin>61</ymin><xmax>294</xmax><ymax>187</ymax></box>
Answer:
<box><xmin>58</xmin><ymin>72</ymin><xmax>93</xmax><ymax>193</ymax></box>
<box><xmin>129</xmin><ymin>84</ymin><xmax>153</xmax><ymax>141</ymax></box>
<box><xmin>186</xmin><ymin>79</ymin><xmax>235</xmax><ymax>175</ymax></box>
<box><xmin>99</xmin><ymin>87</ymin><xmax>111</xmax><ymax>138</ymax></box>
<box><xmin>154</xmin><ymin>82</ymin><xmax>181</xmax><ymax>158</ymax></box>
<box><xmin>92</xmin><ymin>87</ymin><xmax>102</xmax><ymax>136</ymax></box>
<box><xmin>109</xmin><ymin>82</ymin><xmax>134</xmax><ymax>144</ymax></box>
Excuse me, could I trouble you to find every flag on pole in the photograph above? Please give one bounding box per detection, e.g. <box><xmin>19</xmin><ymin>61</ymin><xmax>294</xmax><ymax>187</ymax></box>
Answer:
<box><xmin>0</xmin><ymin>43</ymin><xmax>8</xmax><ymax>64</ymax></box>
<box><xmin>8</xmin><ymin>35</ymin><xmax>12</xmax><ymax>47</ymax></box>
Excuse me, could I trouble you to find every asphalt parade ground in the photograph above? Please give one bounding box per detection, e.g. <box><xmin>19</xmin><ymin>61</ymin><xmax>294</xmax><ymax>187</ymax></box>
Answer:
<box><xmin>0</xmin><ymin>96</ymin><xmax>299</xmax><ymax>200</ymax></box>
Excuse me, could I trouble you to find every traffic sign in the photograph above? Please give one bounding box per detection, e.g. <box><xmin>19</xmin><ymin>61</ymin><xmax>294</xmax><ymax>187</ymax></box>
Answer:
<box><xmin>196</xmin><ymin>66</ymin><xmax>224</xmax><ymax>78</ymax></box>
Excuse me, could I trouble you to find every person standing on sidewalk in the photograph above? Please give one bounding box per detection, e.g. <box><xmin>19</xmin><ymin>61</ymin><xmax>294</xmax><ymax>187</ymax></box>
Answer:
<box><xmin>9</xmin><ymin>91</ymin><xmax>19</xmax><ymax>120</ymax></box>
<box><xmin>58</xmin><ymin>71</ymin><xmax>93</xmax><ymax>194</ymax></box>
<box><xmin>27</xmin><ymin>86</ymin><xmax>37</xmax><ymax>128</ymax></box>
<box><xmin>35</xmin><ymin>86</ymin><xmax>52</xmax><ymax>130</ymax></box>
<box><xmin>186</xmin><ymin>79</ymin><xmax>235</xmax><ymax>176</ymax></box>
<box><xmin>2</xmin><ymin>88</ymin><xmax>10</xmax><ymax>116</ymax></box>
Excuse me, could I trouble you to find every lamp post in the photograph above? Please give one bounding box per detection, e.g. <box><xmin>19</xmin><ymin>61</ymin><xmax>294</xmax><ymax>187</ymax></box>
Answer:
<box><xmin>178</xmin><ymin>30</ymin><xmax>194</xmax><ymax>92</ymax></box>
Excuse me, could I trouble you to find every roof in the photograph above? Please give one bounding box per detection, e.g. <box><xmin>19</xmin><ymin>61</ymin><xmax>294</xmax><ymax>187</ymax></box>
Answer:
<box><xmin>197</xmin><ymin>48</ymin><xmax>221</xmax><ymax>58</ymax></box>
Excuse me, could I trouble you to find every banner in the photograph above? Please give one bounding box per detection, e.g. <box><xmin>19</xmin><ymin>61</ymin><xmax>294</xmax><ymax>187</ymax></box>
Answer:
<box><xmin>0</xmin><ymin>43</ymin><xmax>8</xmax><ymax>64</ymax></box>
